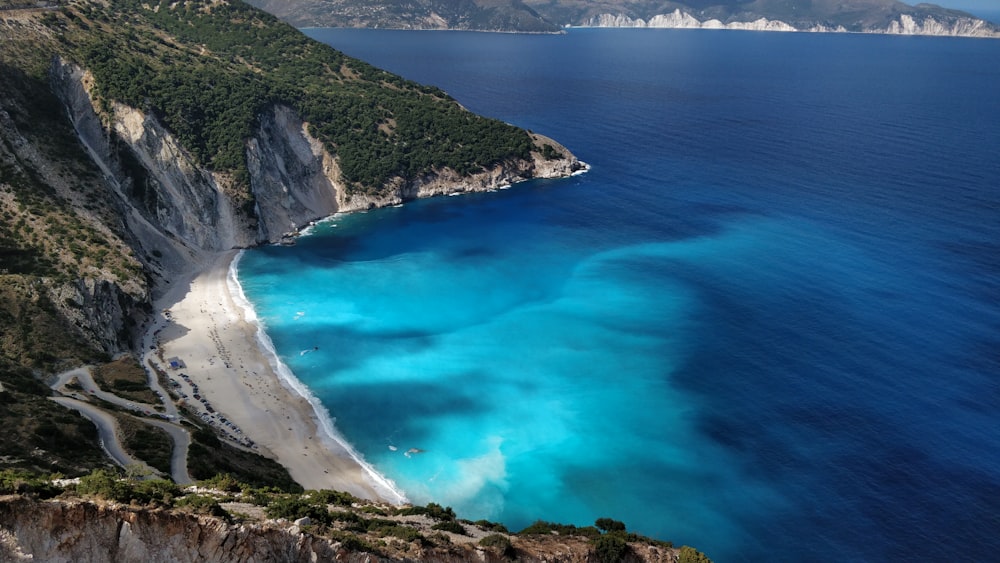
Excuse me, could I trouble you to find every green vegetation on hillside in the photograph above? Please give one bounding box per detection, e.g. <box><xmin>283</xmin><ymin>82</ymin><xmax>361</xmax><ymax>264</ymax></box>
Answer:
<box><xmin>1</xmin><ymin>467</ymin><xmax>712</xmax><ymax>562</ymax></box>
<box><xmin>0</xmin><ymin>59</ymin><xmax>146</xmax><ymax>370</ymax></box>
<box><xmin>114</xmin><ymin>413</ymin><xmax>173</xmax><ymax>475</ymax></box>
<box><xmin>0</xmin><ymin>362</ymin><xmax>108</xmax><ymax>475</ymax></box>
<box><xmin>92</xmin><ymin>357</ymin><xmax>159</xmax><ymax>404</ymax></box>
<box><xmin>245</xmin><ymin>0</ymin><xmax>562</xmax><ymax>32</ymax></box>
<box><xmin>186</xmin><ymin>424</ymin><xmax>302</xmax><ymax>492</ymax></box>
<box><xmin>59</xmin><ymin>0</ymin><xmax>534</xmax><ymax>195</ymax></box>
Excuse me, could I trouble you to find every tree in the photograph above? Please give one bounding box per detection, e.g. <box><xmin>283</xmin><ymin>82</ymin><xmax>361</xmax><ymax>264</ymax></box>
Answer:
<box><xmin>595</xmin><ymin>517</ymin><xmax>627</xmax><ymax>533</ymax></box>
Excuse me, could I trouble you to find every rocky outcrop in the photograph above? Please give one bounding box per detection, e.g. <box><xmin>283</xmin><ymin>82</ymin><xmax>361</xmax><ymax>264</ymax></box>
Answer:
<box><xmin>51</xmin><ymin>59</ymin><xmax>583</xmax><ymax>264</ymax></box>
<box><xmin>579</xmin><ymin>8</ymin><xmax>1000</xmax><ymax>37</ymax></box>
<box><xmin>245</xmin><ymin>104</ymin><xmax>343</xmax><ymax>241</ymax></box>
<box><xmin>50</xmin><ymin>59</ymin><xmax>245</xmax><ymax>282</ymax></box>
<box><xmin>334</xmin><ymin>132</ymin><xmax>583</xmax><ymax>212</ymax></box>
<box><xmin>52</xmin><ymin>278</ymin><xmax>149</xmax><ymax>353</ymax></box>
<box><xmin>0</xmin><ymin>496</ymin><xmax>677</xmax><ymax>563</ymax></box>
<box><xmin>583</xmin><ymin>11</ymin><xmax>797</xmax><ymax>32</ymax></box>
<box><xmin>882</xmin><ymin>13</ymin><xmax>998</xmax><ymax>37</ymax></box>
<box><xmin>0</xmin><ymin>496</ymin><xmax>340</xmax><ymax>563</ymax></box>
<box><xmin>44</xmin><ymin>57</ymin><xmax>584</xmax><ymax>315</ymax></box>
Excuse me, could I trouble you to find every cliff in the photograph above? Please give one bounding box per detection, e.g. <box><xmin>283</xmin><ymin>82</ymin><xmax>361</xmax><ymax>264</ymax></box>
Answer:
<box><xmin>0</xmin><ymin>0</ymin><xmax>581</xmax><ymax>475</ymax></box>
<box><xmin>573</xmin><ymin>7</ymin><xmax>1000</xmax><ymax>37</ymax></box>
<box><xmin>248</xmin><ymin>0</ymin><xmax>1000</xmax><ymax>38</ymax></box>
<box><xmin>0</xmin><ymin>495</ymin><xmax>685</xmax><ymax>563</ymax></box>
<box><xmin>50</xmin><ymin>59</ymin><xmax>581</xmax><ymax>278</ymax></box>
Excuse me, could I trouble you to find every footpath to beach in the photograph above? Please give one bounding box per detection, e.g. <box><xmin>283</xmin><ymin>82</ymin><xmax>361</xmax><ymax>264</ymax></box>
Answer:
<box><xmin>141</xmin><ymin>251</ymin><xmax>405</xmax><ymax>503</ymax></box>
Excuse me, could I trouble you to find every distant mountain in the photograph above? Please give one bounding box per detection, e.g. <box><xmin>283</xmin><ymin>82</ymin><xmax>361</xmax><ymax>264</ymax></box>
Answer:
<box><xmin>245</xmin><ymin>0</ymin><xmax>561</xmax><ymax>31</ymax></box>
<box><xmin>528</xmin><ymin>0</ymin><xmax>1000</xmax><ymax>35</ymax></box>
<box><xmin>248</xmin><ymin>0</ymin><xmax>1000</xmax><ymax>37</ymax></box>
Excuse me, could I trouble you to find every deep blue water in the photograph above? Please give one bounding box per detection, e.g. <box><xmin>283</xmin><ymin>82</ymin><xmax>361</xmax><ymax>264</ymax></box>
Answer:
<box><xmin>238</xmin><ymin>29</ymin><xmax>1000</xmax><ymax>561</ymax></box>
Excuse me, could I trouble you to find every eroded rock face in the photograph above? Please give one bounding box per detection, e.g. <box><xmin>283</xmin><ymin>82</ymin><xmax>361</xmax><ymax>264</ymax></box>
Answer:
<box><xmin>0</xmin><ymin>496</ymin><xmax>678</xmax><ymax>563</ymax></box>
<box><xmin>50</xmin><ymin>278</ymin><xmax>148</xmax><ymax>353</ymax></box>
<box><xmin>583</xmin><ymin>11</ymin><xmax>797</xmax><ymax>31</ymax></box>
<box><xmin>51</xmin><ymin>58</ymin><xmax>582</xmax><ymax>253</ymax></box>
<box><xmin>46</xmin><ymin>57</ymin><xmax>582</xmax><ymax>353</ymax></box>
<box><xmin>246</xmin><ymin>104</ymin><xmax>342</xmax><ymax>241</ymax></box>
<box><xmin>50</xmin><ymin>58</ymin><xmax>247</xmax><ymax>283</ymax></box>
<box><xmin>883</xmin><ymin>14</ymin><xmax>997</xmax><ymax>37</ymax></box>
<box><xmin>0</xmin><ymin>496</ymin><xmax>338</xmax><ymax>563</ymax></box>
<box><xmin>580</xmin><ymin>9</ymin><xmax>1000</xmax><ymax>37</ymax></box>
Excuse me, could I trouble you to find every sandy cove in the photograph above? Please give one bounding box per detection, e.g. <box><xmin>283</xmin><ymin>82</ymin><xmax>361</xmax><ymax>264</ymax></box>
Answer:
<box><xmin>143</xmin><ymin>250</ymin><xmax>405</xmax><ymax>504</ymax></box>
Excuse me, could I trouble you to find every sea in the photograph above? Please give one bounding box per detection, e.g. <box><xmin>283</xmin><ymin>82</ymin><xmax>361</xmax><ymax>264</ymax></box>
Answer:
<box><xmin>235</xmin><ymin>29</ymin><xmax>1000</xmax><ymax>561</ymax></box>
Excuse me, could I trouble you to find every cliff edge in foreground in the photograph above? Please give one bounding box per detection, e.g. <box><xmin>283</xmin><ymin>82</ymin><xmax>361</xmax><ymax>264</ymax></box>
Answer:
<box><xmin>0</xmin><ymin>491</ymin><xmax>709</xmax><ymax>563</ymax></box>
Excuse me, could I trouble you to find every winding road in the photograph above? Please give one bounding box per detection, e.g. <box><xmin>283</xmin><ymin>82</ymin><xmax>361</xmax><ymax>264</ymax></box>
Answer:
<box><xmin>50</xmin><ymin>367</ymin><xmax>193</xmax><ymax>484</ymax></box>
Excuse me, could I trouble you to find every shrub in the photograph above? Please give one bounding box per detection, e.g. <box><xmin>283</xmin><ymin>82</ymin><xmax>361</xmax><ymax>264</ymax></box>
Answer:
<box><xmin>431</xmin><ymin>520</ymin><xmax>466</xmax><ymax>535</ymax></box>
<box><xmin>0</xmin><ymin>469</ymin><xmax>62</xmax><ymax>498</ymax></box>
<box><xmin>592</xmin><ymin>533</ymin><xmax>630</xmax><ymax>563</ymax></box>
<box><xmin>265</xmin><ymin>495</ymin><xmax>332</xmax><ymax>525</ymax></box>
<box><xmin>398</xmin><ymin>501</ymin><xmax>457</xmax><ymax>521</ymax></box>
<box><xmin>519</xmin><ymin>520</ymin><xmax>556</xmax><ymax>535</ymax></box>
<box><xmin>175</xmin><ymin>494</ymin><xmax>230</xmax><ymax>519</ymax></box>
<box><xmin>308</xmin><ymin>489</ymin><xmax>360</xmax><ymax>506</ymax></box>
<box><xmin>678</xmin><ymin>545</ymin><xmax>713</xmax><ymax>563</ymax></box>
<box><xmin>427</xmin><ymin>531</ymin><xmax>451</xmax><ymax>545</ymax></box>
<box><xmin>396</xmin><ymin>505</ymin><xmax>428</xmax><ymax>517</ymax></box>
<box><xmin>76</xmin><ymin>469</ymin><xmax>133</xmax><ymax>503</ymax></box>
<box><xmin>518</xmin><ymin>520</ymin><xmax>600</xmax><ymax>538</ymax></box>
<box><xmin>199</xmin><ymin>473</ymin><xmax>244</xmax><ymax>493</ymax></box>
<box><xmin>373</xmin><ymin>524</ymin><xmax>425</xmax><ymax>543</ymax></box>
<box><xmin>479</xmin><ymin>533</ymin><xmax>516</xmax><ymax>558</ymax></box>
<box><xmin>474</xmin><ymin>519</ymin><xmax>509</xmax><ymax>533</ymax></box>
<box><xmin>330</xmin><ymin>509</ymin><xmax>365</xmax><ymax>530</ymax></box>
<box><xmin>328</xmin><ymin>530</ymin><xmax>381</xmax><ymax>554</ymax></box>
<box><xmin>132</xmin><ymin>479</ymin><xmax>181</xmax><ymax>505</ymax></box>
<box><xmin>595</xmin><ymin>517</ymin><xmax>626</xmax><ymax>533</ymax></box>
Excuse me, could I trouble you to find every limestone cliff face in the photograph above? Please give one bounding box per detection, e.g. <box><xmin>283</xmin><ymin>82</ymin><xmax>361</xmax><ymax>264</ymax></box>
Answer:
<box><xmin>0</xmin><ymin>495</ymin><xmax>341</xmax><ymax>563</ymax></box>
<box><xmin>246</xmin><ymin>104</ymin><xmax>342</xmax><ymax>241</ymax></box>
<box><xmin>0</xmin><ymin>496</ymin><xmax>676</xmax><ymax>563</ymax></box>
<box><xmin>52</xmin><ymin>278</ymin><xmax>149</xmax><ymax>354</ymax></box>
<box><xmin>250</xmin><ymin>103</ymin><xmax>584</xmax><ymax>218</ymax></box>
<box><xmin>584</xmin><ymin>11</ymin><xmax>796</xmax><ymax>31</ymax></box>
<box><xmin>51</xmin><ymin>58</ymin><xmax>255</xmax><ymax>282</ymax></box>
<box><xmin>882</xmin><ymin>13</ymin><xmax>997</xmax><ymax>37</ymax></box>
<box><xmin>51</xmin><ymin>58</ymin><xmax>583</xmax><ymax>279</ymax></box>
<box><xmin>580</xmin><ymin>9</ymin><xmax>1000</xmax><ymax>37</ymax></box>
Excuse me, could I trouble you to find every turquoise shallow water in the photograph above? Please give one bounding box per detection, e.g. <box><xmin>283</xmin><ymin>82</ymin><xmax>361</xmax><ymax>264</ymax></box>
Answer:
<box><xmin>238</xmin><ymin>29</ymin><xmax>1000</xmax><ymax>561</ymax></box>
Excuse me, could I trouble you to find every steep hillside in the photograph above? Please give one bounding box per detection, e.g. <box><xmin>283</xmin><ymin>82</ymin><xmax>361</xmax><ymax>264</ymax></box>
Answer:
<box><xmin>0</xmin><ymin>0</ymin><xmax>580</xmax><ymax>476</ymax></box>
<box><xmin>247</xmin><ymin>0</ymin><xmax>561</xmax><ymax>31</ymax></box>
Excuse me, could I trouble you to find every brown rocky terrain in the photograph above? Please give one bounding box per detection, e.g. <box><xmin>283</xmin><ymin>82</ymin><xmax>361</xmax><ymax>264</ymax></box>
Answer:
<box><xmin>0</xmin><ymin>493</ymin><xmax>697</xmax><ymax>563</ymax></box>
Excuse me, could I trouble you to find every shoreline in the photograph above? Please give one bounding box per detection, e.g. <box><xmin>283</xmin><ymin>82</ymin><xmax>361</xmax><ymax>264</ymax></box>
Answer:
<box><xmin>138</xmin><ymin>167</ymin><xmax>591</xmax><ymax>502</ymax></box>
<box><xmin>143</xmin><ymin>250</ymin><xmax>406</xmax><ymax>504</ymax></box>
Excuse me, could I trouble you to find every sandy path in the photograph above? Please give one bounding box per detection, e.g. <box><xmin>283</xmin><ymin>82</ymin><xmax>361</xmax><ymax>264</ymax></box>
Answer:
<box><xmin>143</xmin><ymin>251</ymin><xmax>404</xmax><ymax>502</ymax></box>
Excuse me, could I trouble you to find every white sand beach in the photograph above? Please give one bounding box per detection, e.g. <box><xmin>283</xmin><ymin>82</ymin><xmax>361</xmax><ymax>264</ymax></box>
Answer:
<box><xmin>143</xmin><ymin>250</ymin><xmax>405</xmax><ymax>503</ymax></box>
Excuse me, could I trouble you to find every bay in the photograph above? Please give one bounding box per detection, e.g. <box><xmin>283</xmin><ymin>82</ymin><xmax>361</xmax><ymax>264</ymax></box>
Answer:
<box><xmin>237</xmin><ymin>29</ymin><xmax>1000</xmax><ymax>561</ymax></box>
